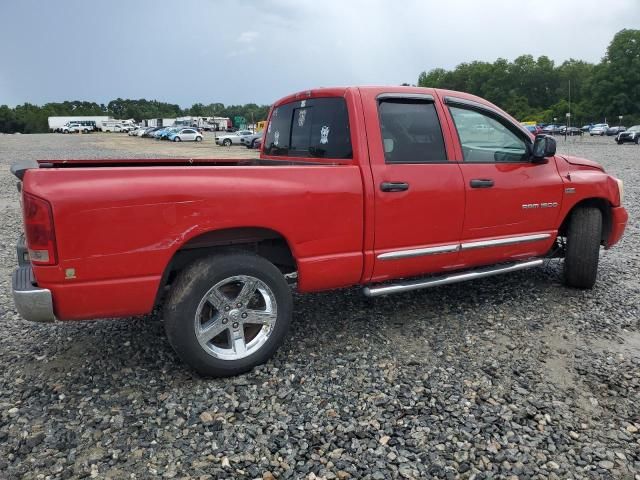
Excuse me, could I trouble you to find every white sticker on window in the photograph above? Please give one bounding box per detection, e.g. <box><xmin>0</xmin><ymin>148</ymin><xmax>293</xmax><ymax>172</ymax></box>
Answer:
<box><xmin>301</xmin><ymin>100</ymin><xmax>306</xmax><ymax>107</ymax></box>
<box><xmin>320</xmin><ymin>125</ymin><xmax>330</xmax><ymax>144</ymax></box>
<box><xmin>273</xmin><ymin>108</ymin><xmax>278</xmax><ymax>117</ymax></box>
<box><xmin>267</xmin><ymin>122</ymin><xmax>271</xmax><ymax>133</ymax></box>
<box><xmin>274</xmin><ymin>131</ymin><xmax>280</xmax><ymax>146</ymax></box>
<box><xmin>298</xmin><ymin>109</ymin><xmax>307</xmax><ymax>127</ymax></box>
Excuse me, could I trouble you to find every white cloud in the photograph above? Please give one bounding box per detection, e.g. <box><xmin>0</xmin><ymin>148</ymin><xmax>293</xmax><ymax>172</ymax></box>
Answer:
<box><xmin>237</xmin><ymin>31</ymin><xmax>259</xmax><ymax>44</ymax></box>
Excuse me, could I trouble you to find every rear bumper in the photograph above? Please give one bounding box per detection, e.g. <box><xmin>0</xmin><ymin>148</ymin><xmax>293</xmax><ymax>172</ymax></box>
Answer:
<box><xmin>12</xmin><ymin>265</ymin><xmax>56</xmax><ymax>323</ymax></box>
<box><xmin>607</xmin><ymin>206</ymin><xmax>628</xmax><ymax>248</ymax></box>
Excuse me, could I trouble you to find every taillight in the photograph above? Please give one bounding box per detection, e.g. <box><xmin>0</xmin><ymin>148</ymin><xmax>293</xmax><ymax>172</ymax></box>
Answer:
<box><xmin>23</xmin><ymin>192</ymin><xmax>57</xmax><ymax>265</ymax></box>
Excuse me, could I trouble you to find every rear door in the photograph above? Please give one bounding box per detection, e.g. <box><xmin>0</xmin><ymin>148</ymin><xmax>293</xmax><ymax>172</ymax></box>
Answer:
<box><xmin>443</xmin><ymin>96</ymin><xmax>563</xmax><ymax>268</ymax></box>
<box><xmin>360</xmin><ymin>90</ymin><xmax>465</xmax><ymax>282</ymax></box>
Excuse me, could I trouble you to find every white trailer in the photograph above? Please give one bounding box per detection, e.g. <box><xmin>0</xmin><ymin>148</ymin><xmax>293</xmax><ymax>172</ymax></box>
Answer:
<box><xmin>144</xmin><ymin>118</ymin><xmax>176</xmax><ymax>128</ymax></box>
<box><xmin>48</xmin><ymin>116</ymin><xmax>111</xmax><ymax>133</ymax></box>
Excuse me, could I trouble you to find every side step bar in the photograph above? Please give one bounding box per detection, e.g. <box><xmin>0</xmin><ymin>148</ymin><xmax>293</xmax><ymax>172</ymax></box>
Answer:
<box><xmin>363</xmin><ymin>259</ymin><xmax>544</xmax><ymax>297</ymax></box>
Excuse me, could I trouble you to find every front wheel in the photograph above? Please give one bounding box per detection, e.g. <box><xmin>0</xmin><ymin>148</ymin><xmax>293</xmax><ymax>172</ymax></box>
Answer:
<box><xmin>164</xmin><ymin>253</ymin><xmax>293</xmax><ymax>377</ymax></box>
<box><xmin>564</xmin><ymin>207</ymin><xmax>602</xmax><ymax>289</ymax></box>
<box><xmin>173</xmin><ymin>137</ymin><xmax>181</xmax><ymax>142</ymax></box>
<box><xmin>195</xmin><ymin>136</ymin><xmax>202</xmax><ymax>142</ymax></box>
<box><xmin>223</xmin><ymin>139</ymin><xmax>232</xmax><ymax>147</ymax></box>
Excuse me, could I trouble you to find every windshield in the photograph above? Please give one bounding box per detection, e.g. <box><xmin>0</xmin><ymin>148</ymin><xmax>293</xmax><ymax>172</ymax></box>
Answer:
<box><xmin>628</xmin><ymin>125</ymin><xmax>640</xmax><ymax>132</ymax></box>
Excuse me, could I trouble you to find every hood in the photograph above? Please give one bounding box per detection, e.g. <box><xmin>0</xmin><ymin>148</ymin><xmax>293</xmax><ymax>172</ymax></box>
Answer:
<box><xmin>559</xmin><ymin>155</ymin><xmax>605</xmax><ymax>172</ymax></box>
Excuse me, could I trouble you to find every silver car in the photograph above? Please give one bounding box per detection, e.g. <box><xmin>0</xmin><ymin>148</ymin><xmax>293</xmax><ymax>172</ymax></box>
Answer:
<box><xmin>170</xmin><ymin>128</ymin><xmax>203</xmax><ymax>142</ymax></box>
<box><xmin>216</xmin><ymin>130</ymin><xmax>254</xmax><ymax>146</ymax></box>
<box><xmin>589</xmin><ymin>124</ymin><xmax>609</xmax><ymax>136</ymax></box>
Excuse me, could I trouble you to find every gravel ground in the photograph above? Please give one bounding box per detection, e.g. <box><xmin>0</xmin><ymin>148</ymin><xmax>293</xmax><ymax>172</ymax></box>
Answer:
<box><xmin>0</xmin><ymin>133</ymin><xmax>638</xmax><ymax>479</ymax></box>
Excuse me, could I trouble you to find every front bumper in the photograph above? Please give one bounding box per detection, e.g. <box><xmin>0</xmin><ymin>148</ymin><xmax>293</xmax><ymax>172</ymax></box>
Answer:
<box><xmin>607</xmin><ymin>206</ymin><xmax>628</xmax><ymax>249</ymax></box>
<box><xmin>12</xmin><ymin>265</ymin><xmax>56</xmax><ymax>323</ymax></box>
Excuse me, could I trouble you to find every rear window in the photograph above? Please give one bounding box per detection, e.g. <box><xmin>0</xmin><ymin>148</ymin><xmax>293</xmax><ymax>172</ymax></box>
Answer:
<box><xmin>263</xmin><ymin>97</ymin><xmax>352</xmax><ymax>158</ymax></box>
<box><xmin>378</xmin><ymin>100</ymin><xmax>447</xmax><ymax>163</ymax></box>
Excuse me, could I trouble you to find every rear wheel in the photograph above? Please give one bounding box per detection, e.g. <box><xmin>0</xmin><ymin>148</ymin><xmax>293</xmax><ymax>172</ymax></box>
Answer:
<box><xmin>164</xmin><ymin>253</ymin><xmax>293</xmax><ymax>377</ymax></box>
<box><xmin>564</xmin><ymin>207</ymin><xmax>602</xmax><ymax>289</ymax></box>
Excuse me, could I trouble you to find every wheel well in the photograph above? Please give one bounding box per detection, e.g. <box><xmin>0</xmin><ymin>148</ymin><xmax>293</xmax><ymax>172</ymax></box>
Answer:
<box><xmin>558</xmin><ymin>198</ymin><xmax>612</xmax><ymax>245</ymax></box>
<box><xmin>155</xmin><ymin>227</ymin><xmax>296</xmax><ymax>306</ymax></box>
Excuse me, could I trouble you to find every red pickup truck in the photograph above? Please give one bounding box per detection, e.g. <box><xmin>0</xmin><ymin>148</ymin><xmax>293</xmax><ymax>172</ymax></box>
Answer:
<box><xmin>12</xmin><ymin>86</ymin><xmax>627</xmax><ymax>376</ymax></box>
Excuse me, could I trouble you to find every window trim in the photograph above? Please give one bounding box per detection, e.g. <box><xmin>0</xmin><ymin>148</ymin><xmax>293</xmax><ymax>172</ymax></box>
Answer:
<box><xmin>377</xmin><ymin>92</ymin><xmax>435</xmax><ymax>102</ymax></box>
<box><xmin>377</xmin><ymin>95</ymin><xmax>449</xmax><ymax>164</ymax></box>
<box><xmin>445</xmin><ymin>98</ymin><xmax>534</xmax><ymax>164</ymax></box>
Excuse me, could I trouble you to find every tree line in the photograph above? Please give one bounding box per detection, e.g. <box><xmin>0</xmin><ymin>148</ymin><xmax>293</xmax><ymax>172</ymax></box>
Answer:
<box><xmin>0</xmin><ymin>99</ymin><xmax>271</xmax><ymax>133</ymax></box>
<box><xmin>418</xmin><ymin>29</ymin><xmax>640</xmax><ymax>127</ymax></box>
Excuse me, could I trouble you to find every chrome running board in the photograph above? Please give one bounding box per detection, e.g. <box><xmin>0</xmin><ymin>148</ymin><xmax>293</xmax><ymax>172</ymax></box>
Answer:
<box><xmin>363</xmin><ymin>259</ymin><xmax>544</xmax><ymax>297</ymax></box>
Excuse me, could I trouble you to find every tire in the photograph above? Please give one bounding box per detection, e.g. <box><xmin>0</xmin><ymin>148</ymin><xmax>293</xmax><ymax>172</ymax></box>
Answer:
<box><xmin>635</xmin><ymin>137</ymin><xmax>639</xmax><ymax>145</ymax></box>
<box><xmin>195</xmin><ymin>136</ymin><xmax>202</xmax><ymax>142</ymax></box>
<box><xmin>617</xmin><ymin>139</ymin><xmax>623</xmax><ymax>145</ymax></box>
<box><xmin>223</xmin><ymin>139</ymin><xmax>232</xmax><ymax>147</ymax></box>
<box><xmin>164</xmin><ymin>252</ymin><xmax>293</xmax><ymax>377</ymax></box>
<box><xmin>564</xmin><ymin>207</ymin><xmax>602</xmax><ymax>289</ymax></box>
<box><xmin>173</xmin><ymin>137</ymin><xmax>181</xmax><ymax>142</ymax></box>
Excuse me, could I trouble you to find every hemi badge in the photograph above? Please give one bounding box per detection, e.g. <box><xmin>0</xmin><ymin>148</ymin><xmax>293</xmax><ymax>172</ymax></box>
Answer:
<box><xmin>565</xmin><ymin>187</ymin><xmax>576</xmax><ymax>194</ymax></box>
<box><xmin>65</xmin><ymin>268</ymin><xmax>76</xmax><ymax>280</ymax></box>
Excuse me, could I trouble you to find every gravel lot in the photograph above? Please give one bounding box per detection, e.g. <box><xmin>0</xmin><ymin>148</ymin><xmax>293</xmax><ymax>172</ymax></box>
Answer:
<box><xmin>0</xmin><ymin>133</ymin><xmax>638</xmax><ymax>479</ymax></box>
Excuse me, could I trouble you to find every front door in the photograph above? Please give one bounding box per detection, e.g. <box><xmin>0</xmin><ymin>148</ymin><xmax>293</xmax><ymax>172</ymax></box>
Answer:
<box><xmin>362</xmin><ymin>91</ymin><xmax>466</xmax><ymax>282</ymax></box>
<box><xmin>446</xmin><ymin>102</ymin><xmax>564</xmax><ymax>268</ymax></box>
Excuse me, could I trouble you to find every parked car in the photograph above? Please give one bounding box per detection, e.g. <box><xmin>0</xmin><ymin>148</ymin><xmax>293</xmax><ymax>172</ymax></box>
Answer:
<box><xmin>142</xmin><ymin>127</ymin><xmax>163</xmax><ymax>138</ymax></box>
<box><xmin>564</xmin><ymin>127</ymin><xmax>583</xmax><ymax>136</ymax></box>
<box><xmin>590</xmin><ymin>124</ymin><xmax>609</xmax><ymax>136</ymax></box>
<box><xmin>159</xmin><ymin>127</ymin><xmax>181</xmax><ymax>140</ymax></box>
<box><xmin>616</xmin><ymin>125</ymin><xmax>640</xmax><ymax>144</ymax></box>
<box><xmin>11</xmin><ymin>86</ymin><xmax>628</xmax><ymax>377</ymax></box>
<box><xmin>128</xmin><ymin>126</ymin><xmax>145</xmax><ymax>136</ymax></box>
<box><xmin>61</xmin><ymin>123</ymin><xmax>83</xmax><ymax>134</ymax></box>
<box><xmin>606</xmin><ymin>126</ymin><xmax>626</xmax><ymax>136</ymax></box>
<box><xmin>581</xmin><ymin>124</ymin><xmax>593</xmax><ymax>132</ymax></box>
<box><xmin>168</xmin><ymin>128</ymin><xmax>203</xmax><ymax>142</ymax></box>
<box><xmin>241</xmin><ymin>132</ymin><xmax>263</xmax><ymax>148</ymax></box>
<box><xmin>524</xmin><ymin>125</ymin><xmax>543</xmax><ymax>136</ymax></box>
<box><xmin>542</xmin><ymin>124</ymin><xmax>563</xmax><ymax>134</ymax></box>
<box><xmin>215</xmin><ymin>130</ymin><xmax>254</xmax><ymax>146</ymax></box>
<box><xmin>246</xmin><ymin>137</ymin><xmax>262</xmax><ymax>150</ymax></box>
<box><xmin>61</xmin><ymin>122</ymin><xmax>93</xmax><ymax>134</ymax></box>
<box><xmin>153</xmin><ymin>127</ymin><xmax>177</xmax><ymax>140</ymax></box>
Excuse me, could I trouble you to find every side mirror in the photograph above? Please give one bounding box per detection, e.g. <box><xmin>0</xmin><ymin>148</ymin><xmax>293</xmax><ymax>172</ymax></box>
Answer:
<box><xmin>532</xmin><ymin>135</ymin><xmax>556</xmax><ymax>160</ymax></box>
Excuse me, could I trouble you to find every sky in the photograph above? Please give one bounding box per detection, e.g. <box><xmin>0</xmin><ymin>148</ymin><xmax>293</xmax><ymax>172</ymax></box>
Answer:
<box><xmin>1</xmin><ymin>0</ymin><xmax>639</xmax><ymax>108</ymax></box>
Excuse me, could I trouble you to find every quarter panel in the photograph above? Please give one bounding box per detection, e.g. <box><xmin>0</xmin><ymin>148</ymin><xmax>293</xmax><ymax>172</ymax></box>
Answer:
<box><xmin>23</xmin><ymin>165</ymin><xmax>365</xmax><ymax>318</ymax></box>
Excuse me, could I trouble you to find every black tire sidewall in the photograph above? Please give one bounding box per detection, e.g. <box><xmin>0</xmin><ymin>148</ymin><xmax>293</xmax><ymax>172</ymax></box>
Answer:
<box><xmin>164</xmin><ymin>253</ymin><xmax>292</xmax><ymax>377</ymax></box>
<box><xmin>564</xmin><ymin>207</ymin><xmax>602</xmax><ymax>289</ymax></box>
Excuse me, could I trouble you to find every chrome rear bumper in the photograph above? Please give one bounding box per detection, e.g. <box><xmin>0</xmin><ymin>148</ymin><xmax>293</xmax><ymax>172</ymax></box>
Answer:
<box><xmin>12</xmin><ymin>265</ymin><xmax>56</xmax><ymax>323</ymax></box>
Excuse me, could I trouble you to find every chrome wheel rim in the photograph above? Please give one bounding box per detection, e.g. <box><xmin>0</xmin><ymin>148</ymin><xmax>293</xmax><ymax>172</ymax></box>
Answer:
<box><xmin>194</xmin><ymin>275</ymin><xmax>277</xmax><ymax>360</ymax></box>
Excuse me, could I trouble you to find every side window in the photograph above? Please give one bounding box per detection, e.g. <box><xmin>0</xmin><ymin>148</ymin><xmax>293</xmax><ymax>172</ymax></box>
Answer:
<box><xmin>377</xmin><ymin>100</ymin><xmax>447</xmax><ymax>163</ymax></box>
<box><xmin>449</xmin><ymin>106</ymin><xmax>529</xmax><ymax>163</ymax></box>
<box><xmin>263</xmin><ymin>97</ymin><xmax>352</xmax><ymax>158</ymax></box>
